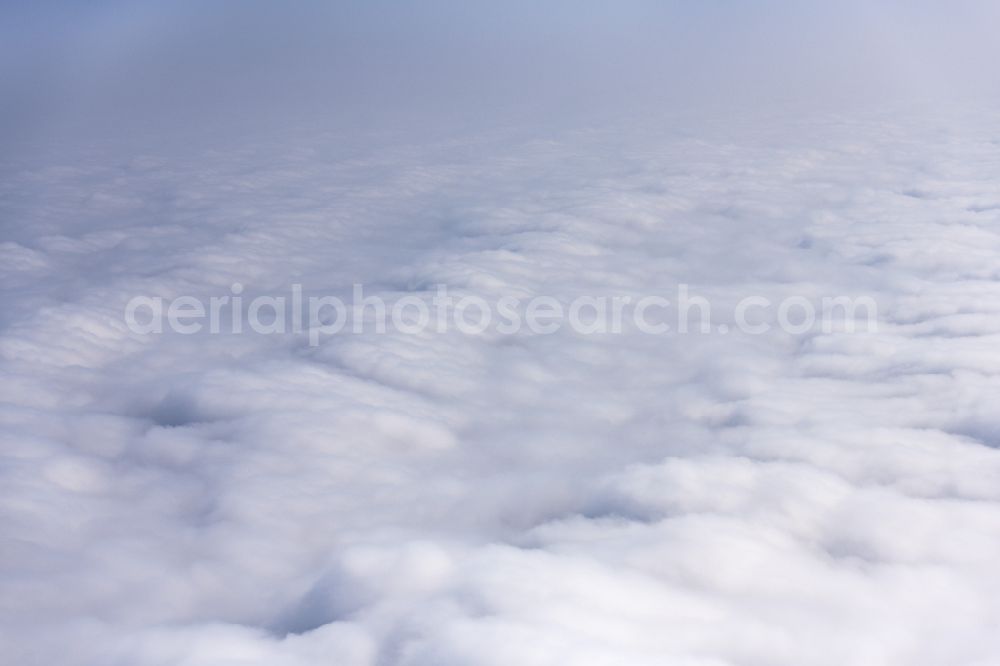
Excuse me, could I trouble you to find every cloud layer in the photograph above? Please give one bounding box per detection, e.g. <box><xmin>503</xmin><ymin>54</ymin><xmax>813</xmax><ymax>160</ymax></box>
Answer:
<box><xmin>4</xmin><ymin>107</ymin><xmax>1000</xmax><ymax>664</ymax></box>
<box><xmin>4</xmin><ymin>3</ymin><xmax>1000</xmax><ymax>665</ymax></box>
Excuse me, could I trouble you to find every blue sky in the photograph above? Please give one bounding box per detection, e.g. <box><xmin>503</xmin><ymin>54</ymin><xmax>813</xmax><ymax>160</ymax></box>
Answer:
<box><xmin>3</xmin><ymin>0</ymin><xmax>998</xmax><ymax>151</ymax></box>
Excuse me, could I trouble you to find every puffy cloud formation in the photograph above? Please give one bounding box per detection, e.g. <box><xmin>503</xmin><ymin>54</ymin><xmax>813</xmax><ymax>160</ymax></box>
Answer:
<box><xmin>5</xmin><ymin>108</ymin><xmax>1000</xmax><ymax>665</ymax></box>
<box><xmin>4</xmin><ymin>2</ymin><xmax>1000</xmax><ymax>665</ymax></box>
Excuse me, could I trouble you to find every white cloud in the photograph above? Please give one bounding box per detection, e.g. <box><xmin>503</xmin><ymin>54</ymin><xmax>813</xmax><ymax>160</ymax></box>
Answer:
<box><xmin>4</xmin><ymin>5</ymin><xmax>1000</xmax><ymax>663</ymax></box>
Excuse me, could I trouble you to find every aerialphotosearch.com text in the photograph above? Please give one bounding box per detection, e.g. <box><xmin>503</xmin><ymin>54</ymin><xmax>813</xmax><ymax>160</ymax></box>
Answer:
<box><xmin>124</xmin><ymin>283</ymin><xmax>879</xmax><ymax>345</ymax></box>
